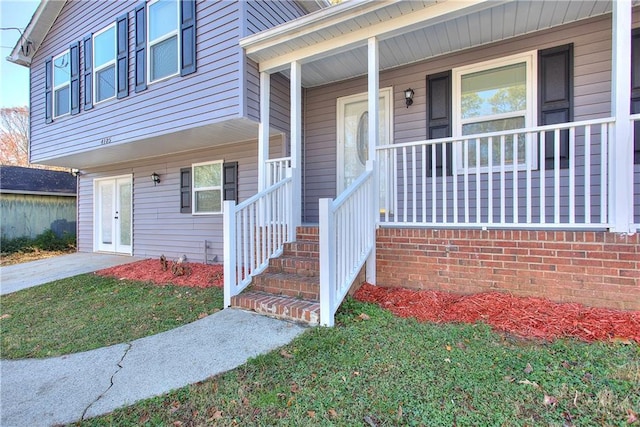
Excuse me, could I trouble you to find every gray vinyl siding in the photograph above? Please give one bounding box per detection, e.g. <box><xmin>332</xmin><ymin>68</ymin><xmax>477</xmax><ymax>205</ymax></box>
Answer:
<box><xmin>30</xmin><ymin>0</ymin><xmax>243</xmax><ymax>164</ymax></box>
<box><xmin>243</xmin><ymin>0</ymin><xmax>306</xmax><ymax>36</ymax></box>
<box><xmin>302</xmin><ymin>14</ymin><xmax>627</xmax><ymax>224</ymax></box>
<box><xmin>77</xmin><ymin>138</ymin><xmax>284</xmax><ymax>261</ymax></box>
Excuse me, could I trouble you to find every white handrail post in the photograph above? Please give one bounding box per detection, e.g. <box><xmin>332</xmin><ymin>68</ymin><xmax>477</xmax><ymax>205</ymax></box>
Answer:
<box><xmin>610</xmin><ymin>0</ymin><xmax>634</xmax><ymax>233</ymax></box>
<box><xmin>319</xmin><ymin>198</ymin><xmax>335</xmax><ymax>327</ymax></box>
<box><xmin>285</xmin><ymin>167</ymin><xmax>294</xmax><ymax>241</ymax></box>
<box><xmin>223</xmin><ymin>200</ymin><xmax>237</xmax><ymax>308</ymax></box>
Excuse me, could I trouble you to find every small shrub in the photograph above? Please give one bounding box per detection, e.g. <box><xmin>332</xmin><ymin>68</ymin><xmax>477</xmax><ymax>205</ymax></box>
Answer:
<box><xmin>1</xmin><ymin>230</ymin><xmax>76</xmax><ymax>254</ymax></box>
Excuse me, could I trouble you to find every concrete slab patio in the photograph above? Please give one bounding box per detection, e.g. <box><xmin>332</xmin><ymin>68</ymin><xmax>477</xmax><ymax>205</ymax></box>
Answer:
<box><xmin>0</xmin><ymin>252</ymin><xmax>144</xmax><ymax>295</ymax></box>
<box><xmin>1</xmin><ymin>309</ymin><xmax>306</xmax><ymax>427</ymax></box>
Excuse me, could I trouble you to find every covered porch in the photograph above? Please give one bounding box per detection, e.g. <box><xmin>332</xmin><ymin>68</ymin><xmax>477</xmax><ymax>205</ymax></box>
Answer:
<box><xmin>225</xmin><ymin>0</ymin><xmax>640</xmax><ymax>326</ymax></box>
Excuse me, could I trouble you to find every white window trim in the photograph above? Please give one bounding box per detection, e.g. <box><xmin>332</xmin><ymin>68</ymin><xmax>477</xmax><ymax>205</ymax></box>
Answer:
<box><xmin>52</xmin><ymin>49</ymin><xmax>71</xmax><ymax>119</ymax></box>
<box><xmin>192</xmin><ymin>160</ymin><xmax>224</xmax><ymax>215</ymax></box>
<box><xmin>147</xmin><ymin>0</ymin><xmax>180</xmax><ymax>85</ymax></box>
<box><xmin>93</xmin><ymin>23</ymin><xmax>117</xmax><ymax>105</ymax></box>
<box><xmin>452</xmin><ymin>51</ymin><xmax>538</xmax><ymax>173</ymax></box>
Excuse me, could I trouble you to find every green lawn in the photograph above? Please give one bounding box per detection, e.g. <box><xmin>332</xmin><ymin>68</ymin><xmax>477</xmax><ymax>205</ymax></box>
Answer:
<box><xmin>0</xmin><ymin>274</ymin><xmax>223</xmax><ymax>359</ymax></box>
<box><xmin>77</xmin><ymin>298</ymin><xmax>639</xmax><ymax>426</ymax></box>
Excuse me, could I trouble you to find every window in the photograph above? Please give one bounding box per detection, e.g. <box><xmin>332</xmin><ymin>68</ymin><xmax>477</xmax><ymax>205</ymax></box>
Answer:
<box><xmin>93</xmin><ymin>24</ymin><xmax>117</xmax><ymax>103</ymax></box>
<box><xmin>53</xmin><ymin>50</ymin><xmax>71</xmax><ymax>118</ymax></box>
<box><xmin>148</xmin><ymin>0</ymin><xmax>179</xmax><ymax>83</ymax></box>
<box><xmin>193</xmin><ymin>161</ymin><xmax>223</xmax><ymax>214</ymax></box>
<box><xmin>453</xmin><ymin>52</ymin><xmax>536</xmax><ymax>170</ymax></box>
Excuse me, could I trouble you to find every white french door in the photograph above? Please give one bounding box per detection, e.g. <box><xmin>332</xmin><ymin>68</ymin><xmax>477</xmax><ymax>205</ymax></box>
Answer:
<box><xmin>337</xmin><ymin>87</ymin><xmax>393</xmax><ymax>207</ymax></box>
<box><xmin>95</xmin><ymin>176</ymin><xmax>132</xmax><ymax>254</ymax></box>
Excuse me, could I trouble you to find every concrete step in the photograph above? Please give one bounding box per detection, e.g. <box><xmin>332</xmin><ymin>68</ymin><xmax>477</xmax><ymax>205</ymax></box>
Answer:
<box><xmin>231</xmin><ymin>291</ymin><xmax>320</xmax><ymax>325</ymax></box>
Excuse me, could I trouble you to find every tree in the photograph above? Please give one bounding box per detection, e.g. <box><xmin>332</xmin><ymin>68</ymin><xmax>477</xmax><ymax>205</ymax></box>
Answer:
<box><xmin>0</xmin><ymin>107</ymin><xmax>29</xmax><ymax>166</ymax></box>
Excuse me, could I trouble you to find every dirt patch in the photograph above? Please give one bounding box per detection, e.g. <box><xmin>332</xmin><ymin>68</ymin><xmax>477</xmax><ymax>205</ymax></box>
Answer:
<box><xmin>0</xmin><ymin>249</ymin><xmax>76</xmax><ymax>267</ymax></box>
<box><xmin>95</xmin><ymin>258</ymin><xmax>223</xmax><ymax>288</ymax></box>
<box><xmin>354</xmin><ymin>283</ymin><xmax>640</xmax><ymax>344</ymax></box>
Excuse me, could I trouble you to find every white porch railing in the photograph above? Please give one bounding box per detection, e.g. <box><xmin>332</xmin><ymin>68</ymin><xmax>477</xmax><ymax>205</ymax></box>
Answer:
<box><xmin>631</xmin><ymin>114</ymin><xmax>640</xmax><ymax>231</ymax></box>
<box><xmin>223</xmin><ymin>172</ymin><xmax>293</xmax><ymax>307</ymax></box>
<box><xmin>319</xmin><ymin>165</ymin><xmax>375</xmax><ymax>327</ymax></box>
<box><xmin>377</xmin><ymin>118</ymin><xmax>614</xmax><ymax>229</ymax></box>
<box><xmin>265</xmin><ymin>157</ymin><xmax>291</xmax><ymax>187</ymax></box>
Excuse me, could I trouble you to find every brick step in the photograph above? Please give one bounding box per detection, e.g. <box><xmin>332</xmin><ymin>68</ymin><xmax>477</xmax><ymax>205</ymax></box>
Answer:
<box><xmin>231</xmin><ymin>291</ymin><xmax>320</xmax><ymax>325</ymax></box>
<box><xmin>267</xmin><ymin>255</ymin><xmax>320</xmax><ymax>277</ymax></box>
<box><xmin>283</xmin><ymin>240</ymin><xmax>319</xmax><ymax>258</ymax></box>
<box><xmin>251</xmin><ymin>271</ymin><xmax>320</xmax><ymax>301</ymax></box>
<box><xmin>295</xmin><ymin>226</ymin><xmax>319</xmax><ymax>243</ymax></box>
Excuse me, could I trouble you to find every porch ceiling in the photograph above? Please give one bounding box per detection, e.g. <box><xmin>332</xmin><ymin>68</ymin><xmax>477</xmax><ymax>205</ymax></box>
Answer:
<box><xmin>38</xmin><ymin>118</ymin><xmax>278</xmax><ymax>169</ymax></box>
<box><xmin>241</xmin><ymin>0</ymin><xmax>614</xmax><ymax>88</ymax></box>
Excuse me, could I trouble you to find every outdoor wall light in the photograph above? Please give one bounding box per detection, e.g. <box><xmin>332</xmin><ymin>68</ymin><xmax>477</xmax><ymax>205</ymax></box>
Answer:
<box><xmin>151</xmin><ymin>172</ymin><xmax>161</xmax><ymax>186</ymax></box>
<box><xmin>404</xmin><ymin>88</ymin><xmax>415</xmax><ymax>108</ymax></box>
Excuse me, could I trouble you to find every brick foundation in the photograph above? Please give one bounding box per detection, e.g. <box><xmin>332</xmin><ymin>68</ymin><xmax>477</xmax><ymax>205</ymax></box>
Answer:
<box><xmin>376</xmin><ymin>228</ymin><xmax>640</xmax><ymax>311</ymax></box>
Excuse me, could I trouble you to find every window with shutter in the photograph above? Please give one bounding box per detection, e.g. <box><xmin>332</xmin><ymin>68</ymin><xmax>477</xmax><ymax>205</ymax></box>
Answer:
<box><xmin>182</xmin><ymin>161</ymin><xmax>238</xmax><ymax>213</ymax></box>
<box><xmin>52</xmin><ymin>50</ymin><xmax>71</xmax><ymax>118</ymax></box>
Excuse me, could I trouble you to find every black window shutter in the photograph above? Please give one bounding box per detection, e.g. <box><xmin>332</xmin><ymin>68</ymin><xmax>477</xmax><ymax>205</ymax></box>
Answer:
<box><xmin>45</xmin><ymin>57</ymin><xmax>53</xmax><ymax>123</ymax></box>
<box><xmin>223</xmin><ymin>162</ymin><xmax>238</xmax><ymax>202</ymax></box>
<box><xmin>180</xmin><ymin>167</ymin><xmax>191</xmax><ymax>213</ymax></box>
<box><xmin>134</xmin><ymin>4</ymin><xmax>147</xmax><ymax>92</ymax></box>
<box><xmin>631</xmin><ymin>28</ymin><xmax>640</xmax><ymax>164</ymax></box>
<box><xmin>83</xmin><ymin>34</ymin><xmax>93</xmax><ymax>110</ymax></box>
<box><xmin>116</xmin><ymin>14</ymin><xmax>129</xmax><ymax>99</ymax></box>
<box><xmin>69</xmin><ymin>41</ymin><xmax>81</xmax><ymax>115</ymax></box>
<box><xmin>180</xmin><ymin>0</ymin><xmax>196</xmax><ymax>76</ymax></box>
<box><xmin>538</xmin><ymin>44</ymin><xmax>573</xmax><ymax>169</ymax></box>
<box><xmin>426</xmin><ymin>71</ymin><xmax>453</xmax><ymax>176</ymax></box>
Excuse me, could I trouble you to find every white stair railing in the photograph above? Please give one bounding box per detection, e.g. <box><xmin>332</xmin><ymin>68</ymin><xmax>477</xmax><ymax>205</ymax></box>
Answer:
<box><xmin>223</xmin><ymin>171</ymin><xmax>293</xmax><ymax>307</ymax></box>
<box><xmin>319</xmin><ymin>164</ymin><xmax>375</xmax><ymax>327</ymax></box>
<box><xmin>631</xmin><ymin>114</ymin><xmax>640</xmax><ymax>232</ymax></box>
<box><xmin>265</xmin><ymin>157</ymin><xmax>291</xmax><ymax>187</ymax></box>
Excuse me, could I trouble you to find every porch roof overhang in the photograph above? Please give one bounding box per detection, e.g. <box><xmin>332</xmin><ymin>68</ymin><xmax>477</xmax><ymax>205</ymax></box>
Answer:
<box><xmin>240</xmin><ymin>0</ymin><xmax>614</xmax><ymax>88</ymax></box>
<box><xmin>35</xmin><ymin>117</ymin><xmax>280</xmax><ymax>170</ymax></box>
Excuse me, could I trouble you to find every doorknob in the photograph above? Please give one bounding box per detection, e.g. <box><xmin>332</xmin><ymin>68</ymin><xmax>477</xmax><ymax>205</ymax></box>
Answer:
<box><xmin>115</xmin><ymin>211</ymin><xmax>119</xmax><ymax>220</ymax></box>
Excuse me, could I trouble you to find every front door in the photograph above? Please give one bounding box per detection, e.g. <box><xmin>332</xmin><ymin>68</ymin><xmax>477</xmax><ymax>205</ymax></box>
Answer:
<box><xmin>95</xmin><ymin>176</ymin><xmax>132</xmax><ymax>254</ymax></box>
<box><xmin>337</xmin><ymin>87</ymin><xmax>392</xmax><ymax>204</ymax></box>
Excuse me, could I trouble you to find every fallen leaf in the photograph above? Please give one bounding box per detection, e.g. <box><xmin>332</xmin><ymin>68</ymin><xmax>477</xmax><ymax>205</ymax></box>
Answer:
<box><xmin>139</xmin><ymin>413</ymin><xmax>150</xmax><ymax>424</ymax></box>
<box><xmin>287</xmin><ymin>396</ymin><xmax>295</xmax><ymax>407</ymax></box>
<box><xmin>446</xmin><ymin>345</ymin><xmax>452</xmax><ymax>351</ymax></box>
<box><xmin>561</xmin><ymin>361</ymin><xmax>571</xmax><ymax>369</ymax></box>
<box><xmin>357</xmin><ymin>313</ymin><xmax>370</xmax><ymax>321</ymax></box>
<box><xmin>524</xmin><ymin>363</ymin><xmax>533</xmax><ymax>374</ymax></box>
<box><xmin>456</xmin><ymin>341</ymin><xmax>467</xmax><ymax>350</ymax></box>
<box><xmin>280</xmin><ymin>349</ymin><xmax>294</xmax><ymax>359</ymax></box>
<box><xmin>503</xmin><ymin>375</ymin><xmax>515</xmax><ymax>383</ymax></box>
<box><xmin>352</xmin><ymin>371</ymin><xmax>360</xmax><ymax>376</ymax></box>
<box><xmin>198</xmin><ymin>312</ymin><xmax>208</xmax><ymax>319</ymax></box>
<box><xmin>328</xmin><ymin>409</ymin><xmax>338</xmax><ymax>418</ymax></box>
<box><xmin>308</xmin><ymin>410</ymin><xmax>316</xmax><ymax>418</ymax></box>
<box><xmin>612</xmin><ymin>337</ymin><xmax>633</xmax><ymax>345</ymax></box>
<box><xmin>543</xmin><ymin>395</ymin><xmax>558</xmax><ymax>406</ymax></box>
<box><xmin>290</xmin><ymin>382</ymin><xmax>300</xmax><ymax>393</ymax></box>
<box><xmin>169</xmin><ymin>401</ymin><xmax>181</xmax><ymax>413</ymax></box>
<box><xmin>0</xmin><ymin>314</ymin><xmax>11</xmax><ymax>320</ymax></box>
<box><xmin>627</xmin><ymin>409</ymin><xmax>638</xmax><ymax>424</ymax></box>
<box><xmin>397</xmin><ymin>405</ymin><xmax>403</xmax><ymax>420</ymax></box>
<box><xmin>364</xmin><ymin>415</ymin><xmax>380</xmax><ymax>427</ymax></box>
<box><xmin>206</xmin><ymin>410</ymin><xmax>223</xmax><ymax>421</ymax></box>
<box><xmin>173</xmin><ymin>422</ymin><xmax>182</xmax><ymax>427</ymax></box>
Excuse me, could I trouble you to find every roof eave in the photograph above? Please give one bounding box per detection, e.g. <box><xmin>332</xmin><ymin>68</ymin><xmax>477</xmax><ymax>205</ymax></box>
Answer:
<box><xmin>7</xmin><ymin>0</ymin><xmax>66</xmax><ymax>68</ymax></box>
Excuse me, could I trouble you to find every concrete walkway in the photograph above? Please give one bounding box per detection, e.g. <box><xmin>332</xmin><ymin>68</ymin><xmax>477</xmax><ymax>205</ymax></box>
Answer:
<box><xmin>0</xmin><ymin>252</ymin><xmax>308</xmax><ymax>426</ymax></box>
<box><xmin>0</xmin><ymin>252</ymin><xmax>144</xmax><ymax>295</ymax></box>
<box><xmin>1</xmin><ymin>309</ymin><xmax>305</xmax><ymax>426</ymax></box>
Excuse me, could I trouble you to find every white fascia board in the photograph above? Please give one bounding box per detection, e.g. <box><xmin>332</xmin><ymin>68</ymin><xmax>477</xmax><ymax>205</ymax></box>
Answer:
<box><xmin>240</xmin><ymin>0</ymin><xmax>399</xmax><ymax>53</ymax></box>
<box><xmin>8</xmin><ymin>0</ymin><xmax>66</xmax><ymax>67</ymax></box>
<box><xmin>251</xmin><ymin>0</ymin><xmax>494</xmax><ymax>73</ymax></box>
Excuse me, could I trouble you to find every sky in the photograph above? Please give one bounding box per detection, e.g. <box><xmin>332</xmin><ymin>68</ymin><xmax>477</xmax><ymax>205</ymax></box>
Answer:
<box><xmin>1</xmin><ymin>0</ymin><xmax>40</xmax><ymax>108</ymax></box>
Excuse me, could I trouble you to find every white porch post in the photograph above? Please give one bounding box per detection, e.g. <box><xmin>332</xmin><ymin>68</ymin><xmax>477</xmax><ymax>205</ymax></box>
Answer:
<box><xmin>366</xmin><ymin>36</ymin><xmax>378</xmax><ymax>284</ymax></box>
<box><xmin>290</xmin><ymin>61</ymin><xmax>302</xmax><ymax>240</ymax></box>
<box><xmin>258</xmin><ymin>72</ymin><xmax>271</xmax><ymax>192</ymax></box>
<box><xmin>610</xmin><ymin>0</ymin><xmax>634</xmax><ymax>233</ymax></box>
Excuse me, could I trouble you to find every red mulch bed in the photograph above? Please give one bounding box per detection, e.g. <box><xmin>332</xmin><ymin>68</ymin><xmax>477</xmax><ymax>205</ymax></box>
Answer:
<box><xmin>95</xmin><ymin>261</ymin><xmax>639</xmax><ymax>343</ymax></box>
<box><xmin>354</xmin><ymin>283</ymin><xmax>640</xmax><ymax>344</ymax></box>
<box><xmin>95</xmin><ymin>258</ymin><xmax>223</xmax><ymax>288</ymax></box>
